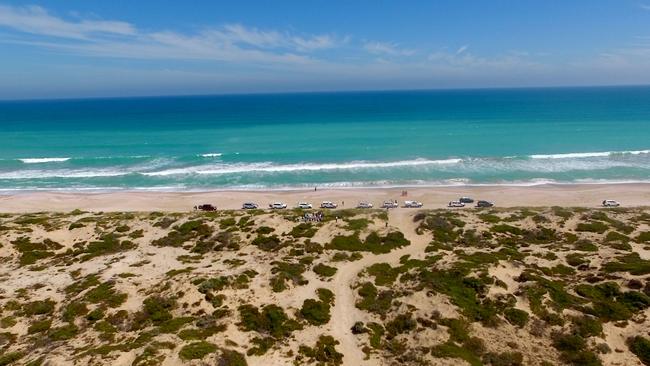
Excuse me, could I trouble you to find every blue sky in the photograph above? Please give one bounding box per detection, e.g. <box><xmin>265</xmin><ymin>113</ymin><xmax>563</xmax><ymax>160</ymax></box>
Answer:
<box><xmin>1</xmin><ymin>0</ymin><xmax>650</xmax><ymax>99</ymax></box>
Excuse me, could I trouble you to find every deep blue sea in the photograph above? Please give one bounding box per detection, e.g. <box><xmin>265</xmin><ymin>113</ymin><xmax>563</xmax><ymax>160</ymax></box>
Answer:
<box><xmin>1</xmin><ymin>86</ymin><xmax>650</xmax><ymax>192</ymax></box>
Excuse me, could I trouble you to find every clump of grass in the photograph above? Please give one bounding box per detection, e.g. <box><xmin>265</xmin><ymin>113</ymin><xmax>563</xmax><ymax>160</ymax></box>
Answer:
<box><xmin>504</xmin><ymin>308</ymin><xmax>529</xmax><ymax>328</ymax></box>
<box><xmin>326</xmin><ymin>231</ymin><xmax>409</xmax><ymax>254</ymax></box>
<box><xmin>312</xmin><ymin>263</ymin><xmax>337</xmax><ymax>278</ymax></box>
<box><xmin>152</xmin><ymin>220</ymin><xmax>213</xmax><ymax>247</ymax></box>
<box><xmin>627</xmin><ymin>336</ymin><xmax>650</xmax><ymax>365</ymax></box>
<box><xmin>552</xmin><ymin>332</ymin><xmax>602</xmax><ymax>366</ymax></box>
<box><xmin>270</xmin><ymin>261</ymin><xmax>307</xmax><ymax>292</ymax></box>
<box><xmin>11</xmin><ymin>237</ymin><xmax>62</xmax><ymax>266</ymax></box>
<box><xmin>575</xmin><ymin>282</ymin><xmax>650</xmax><ymax>321</ymax></box>
<box><xmin>576</xmin><ymin>221</ymin><xmax>608</xmax><ymax>234</ymax></box>
<box><xmin>84</xmin><ymin>281</ymin><xmax>127</xmax><ymax>308</ymax></box>
<box><xmin>345</xmin><ymin>218</ymin><xmax>371</xmax><ymax>231</ymax></box>
<box><xmin>74</xmin><ymin>234</ymin><xmax>137</xmax><ymax>261</ymax></box>
<box><xmin>298</xmin><ymin>335</ymin><xmax>343</xmax><ymax>366</ymax></box>
<box><xmin>217</xmin><ymin>349</ymin><xmax>248</xmax><ymax>366</ymax></box>
<box><xmin>238</xmin><ymin>304</ymin><xmax>301</xmax><ymax>355</ymax></box>
<box><xmin>251</xmin><ymin>234</ymin><xmax>284</xmax><ymax>252</ymax></box>
<box><xmin>27</xmin><ymin>319</ymin><xmax>52</xmax><ymax>334</ymax></box>
<box><xmin>289</xmin><ymin>223</ymin><xmax>318</xmax><ymax>238</ymax></box>
<box><xmin>23</xmin><ymin>299</ymin><xmax>56</xmax><ymax>316</ymax></box>
<box><xmin>602</xmin><ymin>253</ymin><xmax>650</xmax><ymax>275</ymax></box>
<box><xmin>178</xmin><ymin>341</ymin><xmax>217</xmax><ymax>360</ymax></box>
<box><xmin>636</xmin><ymin>231</ymin><xmax>650</xmax><ymax>243</ymax></box>
<box><xmin>356</xmin><ymin>282</ymin><xmax>394</xmax><ymax>316</ymax></box>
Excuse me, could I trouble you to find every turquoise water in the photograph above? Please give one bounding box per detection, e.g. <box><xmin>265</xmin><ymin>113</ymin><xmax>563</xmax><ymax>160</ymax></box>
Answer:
<box><xmin>1</xmin><ymin>86</ymin><xmax>650</xmax><ymax>191</ymax></box>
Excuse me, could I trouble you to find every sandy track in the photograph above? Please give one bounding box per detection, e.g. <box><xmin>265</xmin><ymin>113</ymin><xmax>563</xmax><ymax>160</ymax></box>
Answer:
<box><xmin>329</xmin><ymin>209</ymin><xmax>432</xmax><ymax>365</ymax></box>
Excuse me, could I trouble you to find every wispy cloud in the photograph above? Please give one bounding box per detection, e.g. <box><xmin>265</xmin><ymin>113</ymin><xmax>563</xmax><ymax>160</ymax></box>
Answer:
<box><xmin>456</xmin><ymin>45</ymin><xmax>468</xmax><ymax>55</ymax></box>
<box><xmin>0</xmin><ymin>4</ymin><xmax>343</xmax><ymax>65</ymax></box>
<box><xmin>0</xmin><ymin>4</ymin><xmax>135</xmax><ymax>39</ymax></box>
<box><xmin>363</xmin><ymin>41</ymin><xmax>415</xmax><ymax>56</ymax></box>
<box><xmin>640</xmin><ymin>3</ymin><xmax>650</xmax><ymax>10</ymax></box>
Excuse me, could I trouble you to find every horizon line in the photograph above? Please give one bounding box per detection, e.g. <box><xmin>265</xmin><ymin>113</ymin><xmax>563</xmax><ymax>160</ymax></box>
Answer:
<box><xmin>2</xmin><ymin>82</ymin><xmax>650</xmax><ymax>103</ymax></box>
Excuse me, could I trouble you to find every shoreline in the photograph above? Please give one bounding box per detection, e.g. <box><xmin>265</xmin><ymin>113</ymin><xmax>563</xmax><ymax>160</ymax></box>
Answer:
<box><xmin>1</xmin><ymin>183</ymin><xmax>650</xmax><ymax>212</ymax></box>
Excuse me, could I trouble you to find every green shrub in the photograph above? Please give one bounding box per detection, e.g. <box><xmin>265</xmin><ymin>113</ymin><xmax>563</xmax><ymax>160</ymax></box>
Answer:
<box><xmin>298</xmin><ymin>335</ymin><xmax>343</xmax><ymax>366</ymax></box>
<box><xmin>504</xmin><ymin>308</ymin><xmax>529</xmax><ymax>328</ymax></box>
<box><xmin>385</xmin><ymin>313</ymin><xmax>416</xmax><ymax>335</ymax></box>
<box><xmin>238</xmin><ymin>304</ymin><xmax>301</xmax><ymax>338</ymax></box>
<box><xmin>23</xmin><ymin>299</ymin><xmax>55</xmax><ymax>316</ymax></box>
<box><xmin>313</xmin><ymin>263</ymin><xmax>337</xmax><ymax>277</ymax></box>
<box><xmin>251</xmin><ymin>235</ymin><xmax>284</xmax><ymax>251</ymax></box>
<box><xmin>637</xmin><ymin>232</ymin><xmax>650</xmax><ymax>243</ymax></box>
<box><xmin>572</xmin><ymin>316</ymin><xmax>602</xmax><ymax>338</ymax></box>
<box><xmin>28</xmin><ymin>319</ymin><xmax>52</xmax><ymax>334</ymax></box>
<box><xmin>355</xmin><ymin>282</ymin><xmax>394</xmax><ymax>315</ymax></box>
<box><xmin>627</xmin><ymin>336</ymin><xmax>650</xmax><ymax>365</ymax></box>
<box><xmin>0</xmin><ymin>352</ymin><xmax>23</xmax><ymax>366</ymax></box>
<box><xmin>178</xmin><ymin>341</ymin><xmax>217</xmax><ymax>360</ymax></box>
<box><xmin>300</xmin><ymin>299</ymin><xmax>331</xmax><ymax>325</ymax></box>
<box><xmin>85</xmin><ymin>281</ymin><xmax>127</xmax><ymax>308</ymax></box>
<box><xmin>217</xmin><ymin>349</ymin><xmax>248</xmax><ymax>366</ymax></box>
<box><xmin>326</xmin><ymin>231</ymin><xmax>409</xmax><ymax>254</ymax></box>
<box><xmin>49</xmin><ymin>323</ymin><xmax>78</xmax><ymax>340</ymax></box>
<box><xmin>603</xmin><ymin>253</ymin><xmax>650</xmax><ymax>275</ymax></box>
<box><xmin>345</xmin><ymin>218</ymin><xmax>371</xmax><ymax>231</ymax></box>
<box><xmin>576</xmin><ymin>222</ymin><xmax>608</xmax><ymax>234</ymax></box>
<box><xmin>289</xmin><ymin>223</ymin><xmax>318</xmax><ymax>238</ymax></box>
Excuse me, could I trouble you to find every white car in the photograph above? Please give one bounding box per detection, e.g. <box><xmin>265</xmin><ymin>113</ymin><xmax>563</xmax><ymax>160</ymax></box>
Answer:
<box><xmin>602</xmin><ymin>199</ymin><xmax>620</xmax><ymax>207</ymax></box>
<box><xmin>381</xmin><ymin>201</ymin><xmax>399</xmax><ymax>209</ymax></box>
<box><xmin>297</xmin><ymin>202</ymin><xmax>313</xmax><ymax>209</ymax></box>
<box><xmin>242</xmin><ymin>202</ymin><xmax>258</xmax><ymax>209</ymax></box>
<box><xmin>320</xmin><ymin>201</ymin><xmax>338</xmax><ymax>209</ymax></box>
<box><xmin>357</xmin><ymin>202</ymin><xmax>373</xmax><ymax>209</ymax></box>
<box><xmin>269</xmin><ymin>202</ymin><xmax>287</xmax><ymax>209</ymax></box>
<box><xmin>448</xmin><ymin>200</ymin><xmax>465</xmax><ymax>208</ymax></box>
<box><xmin>404</xmin><ymin>200</ymin><xmax>423</xmax><ymax>208</ymax></box>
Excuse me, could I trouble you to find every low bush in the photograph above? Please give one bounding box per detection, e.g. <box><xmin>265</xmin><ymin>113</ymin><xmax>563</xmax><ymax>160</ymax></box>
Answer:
<box><xmin>178</xmin><ymin>341</ymin><xmax>217</xmax><ymax>360</ymax></box>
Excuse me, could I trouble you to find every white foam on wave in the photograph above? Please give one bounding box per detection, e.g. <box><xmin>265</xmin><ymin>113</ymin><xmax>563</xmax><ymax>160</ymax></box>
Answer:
<box><xmin>530</xmin><ymin>149</ymin><xmax>650</xmax><ymax>159</ymax></box>
<box><xmin>200</xmin><ymin>153</ymin><xmax>223</xmax><ymax>158</ymax></box>
<box><xmin>19</xmin><ymin>157</ymin><xmax>70</xmax><ymax>164</ymax></box>
<box><xmin>0</xmin><ymin>169</ymin><xmax>129</xmax><ymax>179</ymax></box>
<box><xmin>143</xmin><ymin>158</ymin><xmax>462</xmax><ymax>177</ymax></box>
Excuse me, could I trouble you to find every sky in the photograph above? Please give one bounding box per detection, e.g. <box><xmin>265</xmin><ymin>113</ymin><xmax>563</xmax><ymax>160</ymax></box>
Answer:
<box><xmin>1</xmin><ymin>0</ymin><xmax>650</xmax><ymax>99</ymax></box>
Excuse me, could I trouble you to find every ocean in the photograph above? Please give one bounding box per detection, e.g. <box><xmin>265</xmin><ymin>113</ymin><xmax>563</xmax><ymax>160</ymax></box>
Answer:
<box><xmin>1</xmin><ymin>86</ymin><xmax>650</xmax><ymax>192</ymax></box>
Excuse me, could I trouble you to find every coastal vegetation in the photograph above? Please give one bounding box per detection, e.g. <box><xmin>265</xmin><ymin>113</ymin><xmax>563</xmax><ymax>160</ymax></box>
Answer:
<box><xmin>0</xmin><ymin>207</ymin><xmax>649</xmax><ymax>365</ymax></box>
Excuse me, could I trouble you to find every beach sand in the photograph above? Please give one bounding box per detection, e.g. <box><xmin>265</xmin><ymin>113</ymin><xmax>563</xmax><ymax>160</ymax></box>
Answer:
<box><xmin>1</xmin><ymin>183</ymin><xmax>649</xmax><ymax>212</ymax></box>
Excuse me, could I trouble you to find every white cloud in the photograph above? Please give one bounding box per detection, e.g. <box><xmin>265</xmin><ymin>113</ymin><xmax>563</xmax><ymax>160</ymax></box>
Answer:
<box><xmin>640</xmin><ymin>3</ymin><xmax>650</xmax><ymax>10</ymax></box>
<box><xmin>0</xmin><ymin>4</ymin><xmax>135</xmax><ymax>39</ymax></box>
<box><xmin>0</xmin><ymin>5</ymin><xmax>342</xmax><ymax>65</ymax></box>
<box><xmin>456</xmin><ymin>45</ymin><xmax>468</xmax><ymax>55</ymax></box>
<box><xmin>363</xmin><ymin>41</ymin><xmax>415</xmax><ymax>56</ymax></box>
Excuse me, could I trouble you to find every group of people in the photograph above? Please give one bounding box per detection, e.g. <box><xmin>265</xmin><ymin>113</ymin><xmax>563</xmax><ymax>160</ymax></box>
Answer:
<box><xmin>302</xmin><ymin>211</ymin><xmax>325</xmax><ymax>222</ymax></box>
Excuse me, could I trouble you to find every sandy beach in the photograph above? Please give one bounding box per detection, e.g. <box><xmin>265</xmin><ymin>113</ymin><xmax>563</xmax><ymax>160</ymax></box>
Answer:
<box><xmin>1</xmin><ymin>183</ymin><xmax>649</xmax><ymax>212</ymax></box>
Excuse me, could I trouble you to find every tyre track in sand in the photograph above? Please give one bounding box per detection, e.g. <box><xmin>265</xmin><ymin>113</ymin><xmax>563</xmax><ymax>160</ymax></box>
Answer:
<box><xmin>328</xmin><ymin>209</ymin><xmax>432</xmax><ymax>365</ymax></box>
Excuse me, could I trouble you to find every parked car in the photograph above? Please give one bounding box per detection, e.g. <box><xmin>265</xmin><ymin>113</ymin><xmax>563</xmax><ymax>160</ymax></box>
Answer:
<box><xmin>196</xmin><ymin>204</ymin><xmax>217</xmax><ymax>211</ymax></box>
<box><xmin>404</xmin><ymin>200</ymin><xmax>423</xmax><ymax>208</ymax></box>
<box><xmin>269</xmin><ymin>202</ymin><xmax>287</xmax><ymax>209</ymax></box>
<box><xmin>357</xmin><ymin>202</ymin><xmax>373</xmax><ymax>209</ymax></box>
<box><xmin>242</xmin><ymin>202</ymin><xmax>258</xmax><ymax>209</ymax></box>
<box><xmin>381</xmin><ymin>201</ymin><xmax>399</xmax><ymax>209</ymax></box>
<box><xmin>476</xmin><ymin>200</ymin><xmax>494</xmax><ymax>208</ymax></box>
<box><xmin>320</xmin><ymin>201</ymin><xmax>338</xmax><ymax>209</ymax></box>
<box><xmin>448</xmin><ymin>201</ymin><xmax>465</xmax><ymax>208</ymax></box>
<box><xmin>297</xmin><ymin>202</ymin><xmax>313</xmax><ymax>209</ymax></box>
<box><xmin>602</xmin><ymin>199</ymin><xmax>620</xmax><ymax>207</ymax></box>
<box><xmin>459</xmin><ymin>197</ymin><xmax>474</xmax><ymax>204</ymax></box>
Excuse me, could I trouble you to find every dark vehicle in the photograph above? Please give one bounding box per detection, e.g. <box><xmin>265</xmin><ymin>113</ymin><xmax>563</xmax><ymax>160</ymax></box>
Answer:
<box><xmin>242</xmin><ymin>202</ymin><xmax>259</xmax><ymax>209</ymax></box>
<box><xmin>196</xmin><ymin>204</ymin><xmax>217</xmax><ymax>211</ymax></box>
<box><xmin>476</xmin><ymin>200</ymin><xmax>494</xmax><ymax>208</ymax></box>
<box><xmin>459</xmin><ymin>197</ymin><xmax>474</xmax><ymax>204</ymax></box>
